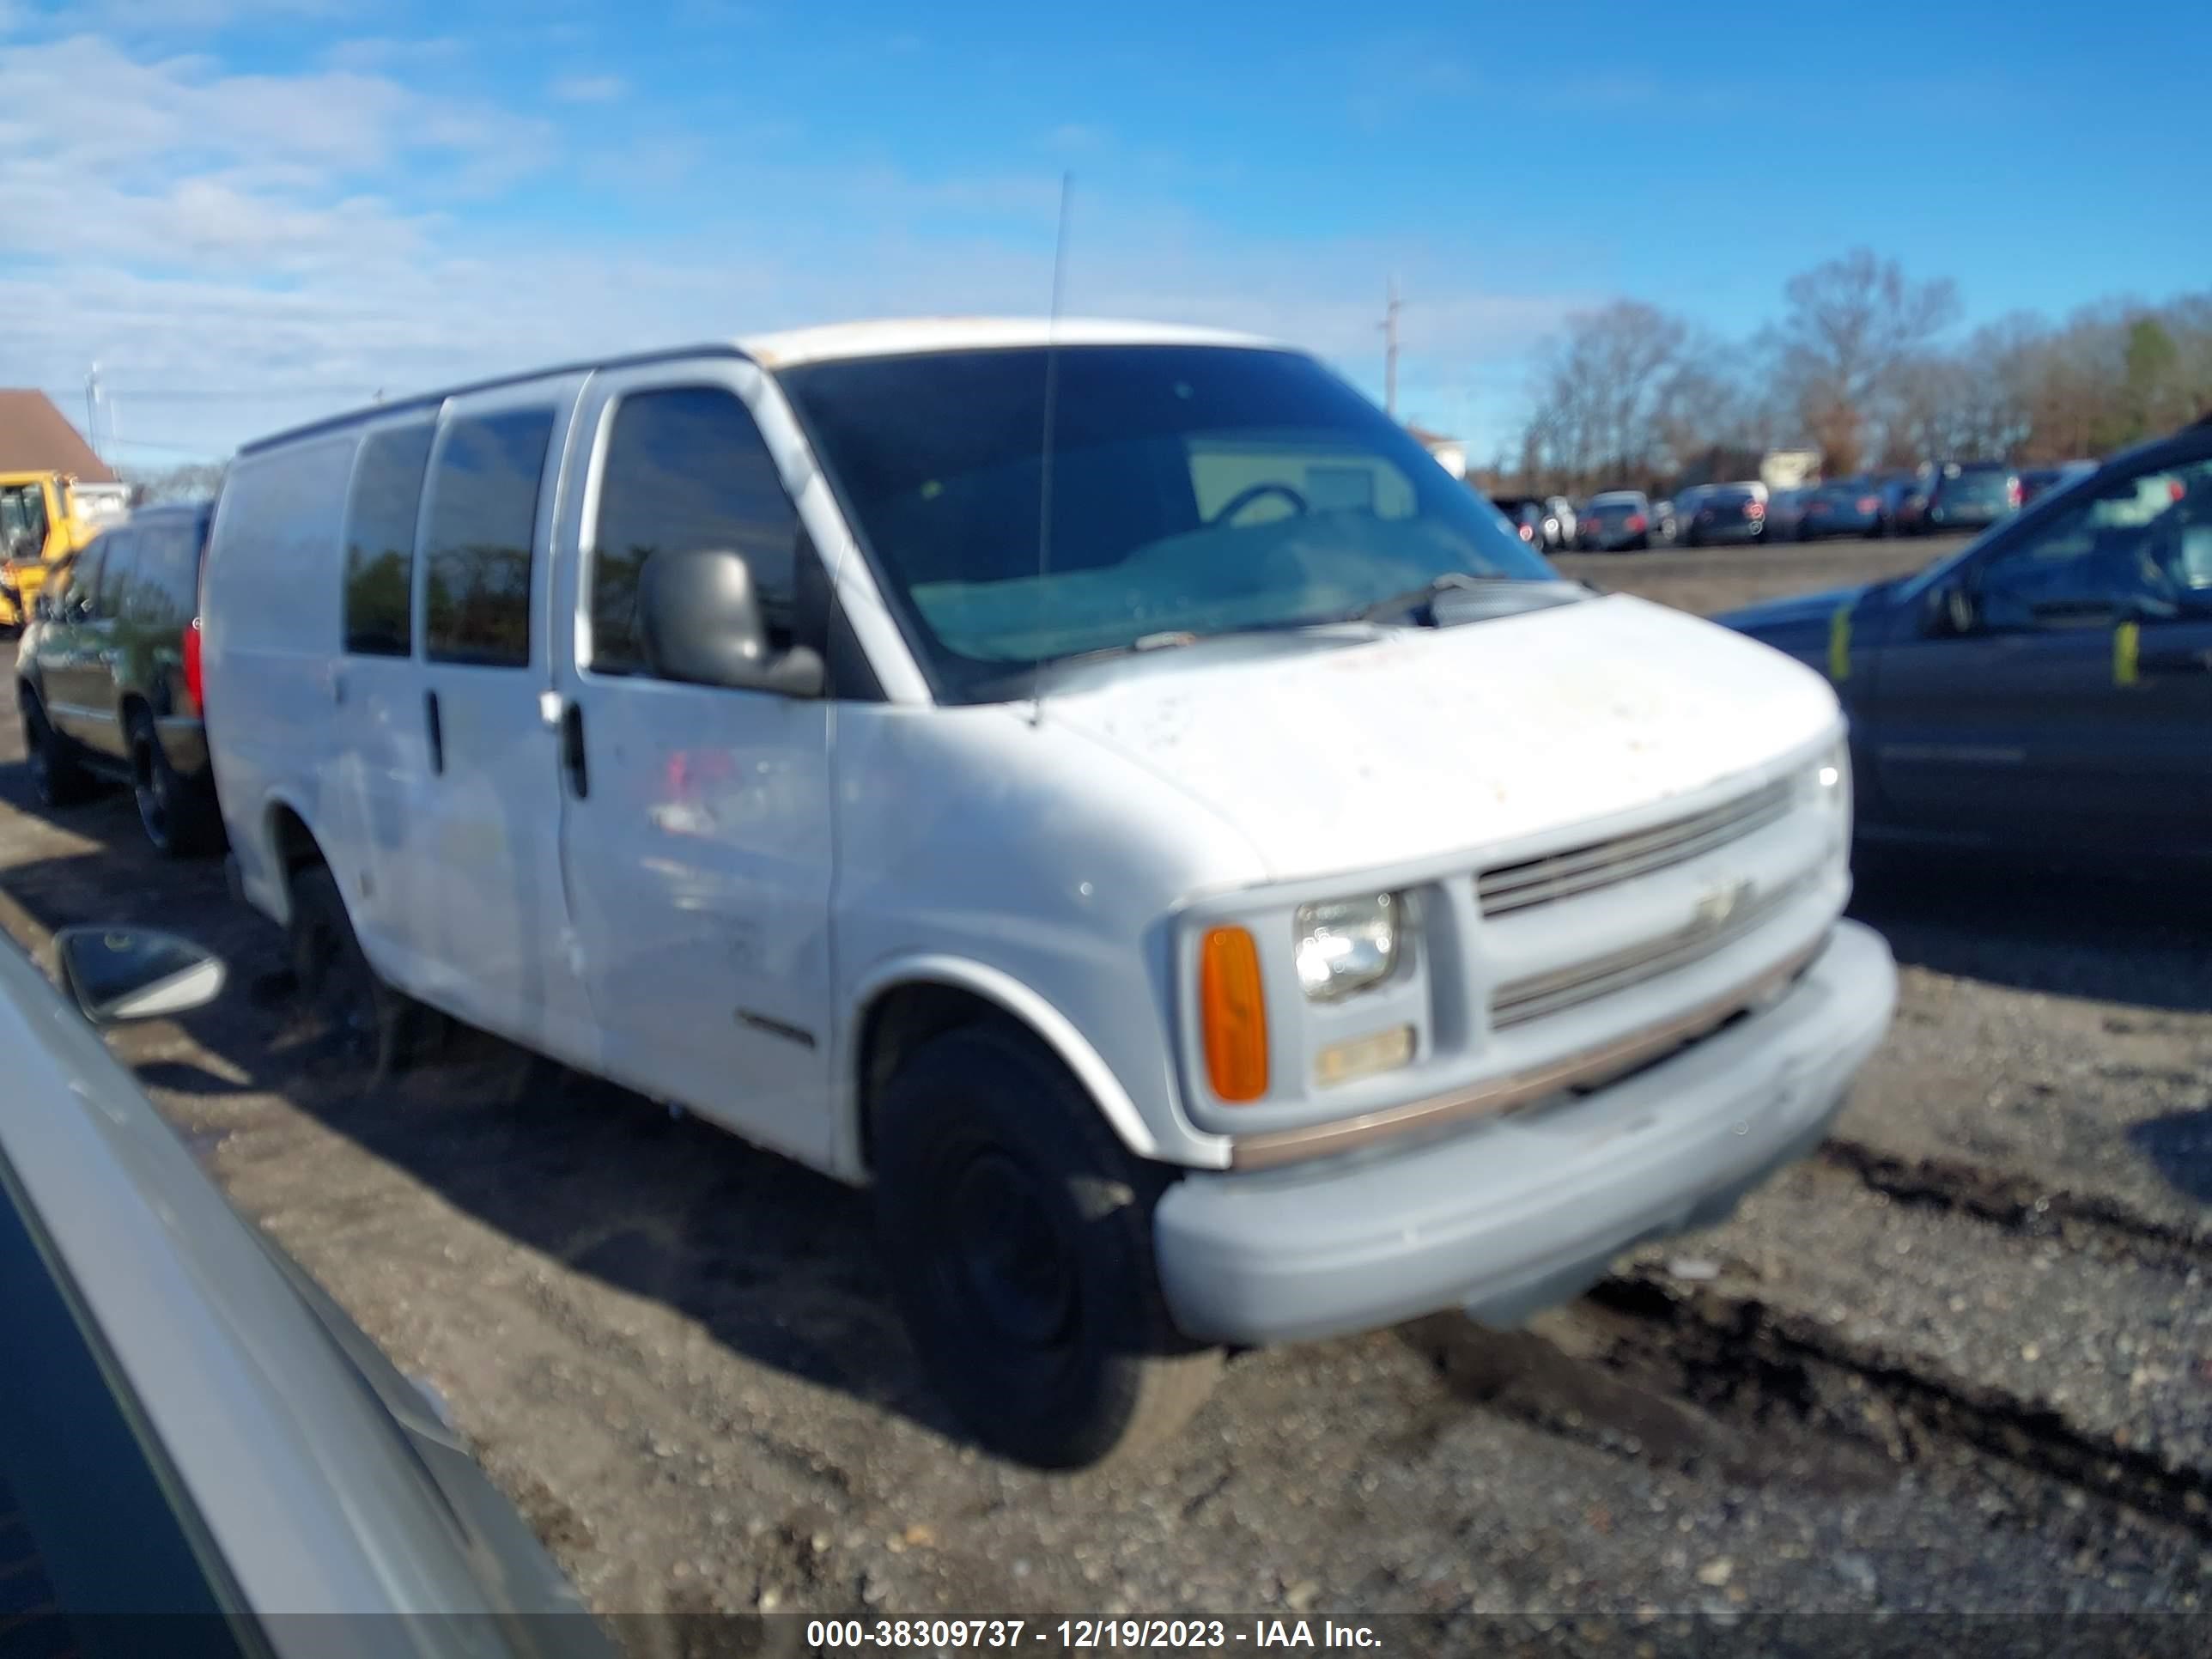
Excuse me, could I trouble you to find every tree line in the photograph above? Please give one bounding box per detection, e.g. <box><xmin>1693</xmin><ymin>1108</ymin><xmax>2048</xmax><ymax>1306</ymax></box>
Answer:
<box><xmin>1504</xmin><ymin>248</ymin><xmax>2212</xmax><ymax>497</ymax></box>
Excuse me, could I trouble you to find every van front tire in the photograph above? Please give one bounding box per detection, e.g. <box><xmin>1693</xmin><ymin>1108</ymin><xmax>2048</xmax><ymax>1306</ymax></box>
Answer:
<box><xmin>872</xmin><ymin>1024</ymin><xmax>1222</xmax><ymax>1470</ymax></box>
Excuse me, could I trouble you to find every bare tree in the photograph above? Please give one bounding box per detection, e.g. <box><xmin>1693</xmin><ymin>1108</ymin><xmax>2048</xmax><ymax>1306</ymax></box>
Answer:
<box><xmin>1767</xmin><ymin>249</ymin><xmax>1960</xmax><ymax>475</ymax></box>
<box><xmin>1520</xmin><ymin>301</ymin><xmax>1690</xmax><ymax>494</ymax></box>
<box><xmin>119</xmin><ymin>461</ymin><xmax>227</xmax><ymax>504</ymax></box>
<box><xmin>1516</xmin><ymin>256</ymin><xmax>2212</xmax><ymax>493</ymax></box>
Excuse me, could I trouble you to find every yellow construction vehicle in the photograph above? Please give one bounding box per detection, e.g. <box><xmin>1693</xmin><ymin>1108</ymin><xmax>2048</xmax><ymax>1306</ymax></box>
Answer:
<box><xmin>0</xmin><ymin>471</ymin><xmax>118</xmax><ymax>630</ymax></box>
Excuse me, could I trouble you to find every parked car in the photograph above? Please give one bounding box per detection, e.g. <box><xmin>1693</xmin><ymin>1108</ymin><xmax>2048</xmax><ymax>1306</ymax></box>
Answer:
<box><xmin>204</xmin><ymin>319</ymin><xmax>1895</xmax><ymax>1468</ymax></box>
<box><xmin>1797</xmin><ymin>478</ymin><xmax>1894</xmax><ymax>541</ymax></box>
<box><xmin>1682</xmin><ymin>483</ymin><xmax>1768</xmax><ymax>547</ymax></box>
<box><xmin>1913</xmin><ymin>460</ymin><xmax>2021</xmax><ymax>535</ymax></box>
<box><xmin>1666</xmin><ymin>486</ymin><xmax>1710</xmax><ymax>542</ymax></box>
<box><xmin>1487</xmin><ymin>495</ymin><xmax>1556</xmax><ymax>549</ymax></box>
<box><xmin>1715</xmin><ymin>417</ymin><xmax>2212</xmax><ymax>869</ymax></box>
<box><xmin>1545</xmin><ymin>496</ymin><xmax>1578</xmax><ymax>549</ymax></box>
<box><xmin>1764</xmin><ymin>487</ymin><xmax>1815</xmax><ymax>542</ymax></box>
<box><xmin>1579</xmin><ymin>489</ymin><xmax>1663</xmax><ymax>550</ymax></box>
<box><xmin>1875</xmin><ymin>474</ymin><xmax>1921</xmax><ymax>524</ymax></box>
<box><xmin>15</xmin><ymin>501</ymin><xmax>222</xmax><ymax>855</ymax></box>
<box><xmin>0</xmin><ymin>921</ymin><xmax>613</xmax><ymax>1653</ymax></box>
<box><xmin>1893</xmin><ymin>477</ymin><xmax>1929</xmax><ymax>534</ymax></box>
<box><xmin>2018</xmin><ymin>460</ymin><xmax>2097</xmax><ymax>507</ymax></box>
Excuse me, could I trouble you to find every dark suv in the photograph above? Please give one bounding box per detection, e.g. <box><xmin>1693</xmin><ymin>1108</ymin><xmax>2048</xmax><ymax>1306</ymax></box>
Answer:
<box><xmin>15</xmin><ymin>501</ymin><xmax>222</xmax><ymax>855</ymax></box>
<box><xmin>1915</xmin><ymin>461</ymin><xmax>2021</xmax><ymax>535</ymax></box>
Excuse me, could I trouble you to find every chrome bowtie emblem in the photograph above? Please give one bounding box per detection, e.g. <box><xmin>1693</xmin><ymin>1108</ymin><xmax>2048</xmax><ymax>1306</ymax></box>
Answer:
<box><xmin>1692</xmin><ymin>877</ymin><xmax>1755</xmax><ymax>933</ymax></box>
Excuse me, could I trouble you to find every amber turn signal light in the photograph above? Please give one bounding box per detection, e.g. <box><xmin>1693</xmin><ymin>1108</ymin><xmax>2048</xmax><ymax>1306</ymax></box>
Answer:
<box><xmin>1199</xmin><ymin>926</ymin><xmax>1268</xmax><ymax>1103</ymax></box>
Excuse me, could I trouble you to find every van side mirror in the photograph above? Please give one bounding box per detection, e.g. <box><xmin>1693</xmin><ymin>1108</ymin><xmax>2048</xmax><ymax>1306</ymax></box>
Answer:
<box><xmin>639</xmin><ymin>547</ymin><xmax>825</xmax><ymax>697</ymax></box>
<box><xmin>54</xmin><ymin>927</ymin><xmax>227</xmax><ymax>1026</ymax></box>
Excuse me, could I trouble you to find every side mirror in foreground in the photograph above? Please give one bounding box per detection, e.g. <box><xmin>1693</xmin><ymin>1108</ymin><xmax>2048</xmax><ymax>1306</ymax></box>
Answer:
<box><xmin>54</xmin><ymin>926</ymin><xmax>227</xmax><ymax>1026</ymax></box>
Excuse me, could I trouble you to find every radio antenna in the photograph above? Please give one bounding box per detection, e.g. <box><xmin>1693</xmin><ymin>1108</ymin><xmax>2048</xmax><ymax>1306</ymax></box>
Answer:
<box><xmin>1028</xmin><ymin>171</ymin><xmax>1073</xmax><ymax>726</ymax></box>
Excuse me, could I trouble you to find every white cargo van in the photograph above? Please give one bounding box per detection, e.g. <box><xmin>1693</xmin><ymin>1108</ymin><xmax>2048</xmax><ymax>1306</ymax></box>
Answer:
<box><xmin>203</xmin><ymin>320</ymin><xmax>1896</xmax><ymax>1468</ymax></box>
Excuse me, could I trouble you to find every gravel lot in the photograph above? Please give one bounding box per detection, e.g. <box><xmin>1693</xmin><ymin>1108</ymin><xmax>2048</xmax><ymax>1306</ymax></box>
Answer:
<box><xmin>3</xmin><ymin>533</ymin><xmax>2208</xmax><ymax>1654</ymax></box>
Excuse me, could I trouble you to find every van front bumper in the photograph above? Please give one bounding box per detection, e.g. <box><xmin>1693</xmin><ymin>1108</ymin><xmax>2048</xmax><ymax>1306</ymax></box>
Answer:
<box><xmin>1152</xmin><ymin>919</ymin><xmax>1895</xmax><ymax>1346</ymax></box>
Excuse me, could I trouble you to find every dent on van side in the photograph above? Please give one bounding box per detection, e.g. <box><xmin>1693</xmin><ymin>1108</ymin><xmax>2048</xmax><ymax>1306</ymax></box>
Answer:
<box><xmin>201</xmin><ymin>321</ymin><xmax>1897</xmax><ymax>1469</ymax></box>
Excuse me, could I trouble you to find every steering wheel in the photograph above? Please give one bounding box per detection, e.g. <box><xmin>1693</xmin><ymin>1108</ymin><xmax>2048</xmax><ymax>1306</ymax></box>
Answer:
<box><xmin>1209</xmin><ymin>482</ymin><xmax>1310</xmax><ymax>526</ymax></box>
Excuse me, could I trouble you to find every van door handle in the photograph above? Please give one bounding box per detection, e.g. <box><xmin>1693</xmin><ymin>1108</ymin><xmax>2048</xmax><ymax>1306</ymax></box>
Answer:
<box><xmin>561</xmin><ymin>702</ymin><xmax>588</xmax><ymax>799</ymax></box>
<box><xmin>425</xmin><ymin>690</ymin><xmax>444</xmax><ymax>775</ymax></box>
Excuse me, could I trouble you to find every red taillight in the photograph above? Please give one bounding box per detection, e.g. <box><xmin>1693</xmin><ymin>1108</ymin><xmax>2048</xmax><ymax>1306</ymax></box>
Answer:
<box><xmin>1747</xmin><ymin>501</ymin><xmax>1766</xmax><ymax>518</ymax></box>
<box><xmin>2007</xmin><ymin>478</ymin><xmax>2022</xmax><ymax>507</ymax></box>
<box><xmin>1626</xmin><ymin>514</ymin><xmax>1646</xmax><ymax>532</ymax></box>
<box><xmin>2171</xmin><ymin>478</ymin><xmax>2187</xmax><ymax>502</ymax></box>
<box><xmin>1856</xmin><ymin>495</ymin><xmax>1879</xmax><ymax>512</ymax></box>
<box><xmin>183</xmin><ymin>617</ymin><xmax>204</xmax><ymax>712</ymax></box>
<box><xmin>1518</xmin><ymin>524</ymin><xmax>1534</xmax><ymax>541</ymax></box>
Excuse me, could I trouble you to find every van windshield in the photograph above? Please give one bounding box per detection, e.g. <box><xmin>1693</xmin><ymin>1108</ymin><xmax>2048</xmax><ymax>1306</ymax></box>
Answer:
<box><xmin>776</xmin><ymin>344</ymin><xmax>1555</xmax><ymax>703</ymax></box>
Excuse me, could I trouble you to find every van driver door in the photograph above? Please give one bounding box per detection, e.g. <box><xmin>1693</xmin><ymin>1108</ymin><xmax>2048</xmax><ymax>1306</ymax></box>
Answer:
<box><xmin>544</xmin><ymin>362</ymin><xmax>837</xmax><ymax>1167</ymax></box>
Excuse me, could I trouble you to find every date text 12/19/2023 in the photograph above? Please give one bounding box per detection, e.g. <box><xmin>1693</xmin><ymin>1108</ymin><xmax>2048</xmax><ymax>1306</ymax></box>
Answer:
<box><xmin>804</xmin><ymin>1618</ymin><xmax>1385</xmax><ymax>1649</ymax></box>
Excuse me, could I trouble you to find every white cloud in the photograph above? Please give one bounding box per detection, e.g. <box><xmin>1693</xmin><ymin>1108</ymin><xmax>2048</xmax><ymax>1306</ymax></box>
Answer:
<box><xmin>550</xmin><ymin>72</ymin><xmax>628</xmax><ymax>104</ymax></box>
<box><xmin>3</xmin><ymin>26</ymin><xmax>1578</xmax><ymax>461</ymax></box>
<box><xmin>320</xmin><ymin>35</ymin><xmax>469</xmax><ymax>72</ymax></box>
<box><xmin>58</xmin><ymin>0</ymin><xmax>343</xmax><ymax>32</ymax></box>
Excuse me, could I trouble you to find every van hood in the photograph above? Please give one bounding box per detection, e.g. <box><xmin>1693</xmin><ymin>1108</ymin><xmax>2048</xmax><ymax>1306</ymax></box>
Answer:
<box><xmin>1045</xmin><ymin>593</ymin><xmax>1841</xmax><ymax>885</ymax></box>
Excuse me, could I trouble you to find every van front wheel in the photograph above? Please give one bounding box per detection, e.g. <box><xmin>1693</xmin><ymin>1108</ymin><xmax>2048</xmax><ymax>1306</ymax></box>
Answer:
<box><xmin>872</xmin><ymin>1024</ymin><xmax>1222</xmax><ymax>1470</ymax></box>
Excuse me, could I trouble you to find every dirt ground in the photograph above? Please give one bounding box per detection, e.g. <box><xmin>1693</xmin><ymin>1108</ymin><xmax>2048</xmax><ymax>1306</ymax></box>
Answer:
<box><xmin>3</xmin><ymin>533</ymin><xmax>2208</xmax><ymax>1654</ymax></box>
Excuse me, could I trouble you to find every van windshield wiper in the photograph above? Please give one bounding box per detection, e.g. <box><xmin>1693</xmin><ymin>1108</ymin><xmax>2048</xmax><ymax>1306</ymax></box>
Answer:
<box><xmin>1352</xmin><ymin>573</ymin><xmax>1542</xmax><ymax>623</ymax></box>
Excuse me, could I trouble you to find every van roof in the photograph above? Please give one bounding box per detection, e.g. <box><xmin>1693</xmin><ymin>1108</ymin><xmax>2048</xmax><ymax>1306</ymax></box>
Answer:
<box><xmin>234</xmin><ymin>317</ymin><xmax>1285</xmax><ymax>459</ymax></box>
<box><xmin>739</xmin><ymin>315</ymin><xmax>1277</xmax><ymax>367</ymax></box>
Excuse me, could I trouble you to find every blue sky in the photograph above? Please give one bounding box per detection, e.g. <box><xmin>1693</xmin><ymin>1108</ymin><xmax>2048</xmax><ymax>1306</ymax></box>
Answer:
<box><xmin>4</xmin><ymin>0</ymin><xmax>2208</xmax><ymax>465</ymax></box>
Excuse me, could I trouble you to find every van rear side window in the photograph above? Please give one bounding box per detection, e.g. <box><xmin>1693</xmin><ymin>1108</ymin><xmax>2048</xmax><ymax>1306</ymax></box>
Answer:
<box><xmin>343</xmin><ymin>423</ymin><xmax>434</xmax><ymax>656</ymax></box>
<box><xmin>422</xmin><ymin>410</ymin><xmax>555</xmax><ymax>668</ymax></box>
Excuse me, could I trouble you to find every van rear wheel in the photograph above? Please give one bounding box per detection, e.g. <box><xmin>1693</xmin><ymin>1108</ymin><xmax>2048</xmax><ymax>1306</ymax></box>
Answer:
<box><xmin>289</xmin><ymin>866</ymin><xmax>415</xmax><ymax>1085</ymax></box>
<box><xmin>872</xmin><ymin>1024</ymin><xmax>1222</xmax><ymax>1470</ymax></box>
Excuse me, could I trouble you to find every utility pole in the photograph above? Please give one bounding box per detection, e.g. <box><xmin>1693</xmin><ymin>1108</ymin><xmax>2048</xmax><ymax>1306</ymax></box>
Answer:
<box><xmin>85</xmin><ymin>363</ymin><xmax>102</xmax><ymax>465</ymax></box>
<box><xmin>1382</xmin><ymin>276</ymin><xmax>1401</xmax><ymax>418</ymax></box>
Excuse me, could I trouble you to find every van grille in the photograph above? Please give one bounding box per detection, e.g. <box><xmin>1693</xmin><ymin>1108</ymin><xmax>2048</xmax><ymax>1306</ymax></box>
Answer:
<box><xmin>1490</xmin><ymin>868</ymin><xmax>1816</xmax><ymax>1030</ymax></box>
<box><xmin>1475</xmin><ymin>777</ymin><xmax>1795</xmax><ymax>919</ymax></box>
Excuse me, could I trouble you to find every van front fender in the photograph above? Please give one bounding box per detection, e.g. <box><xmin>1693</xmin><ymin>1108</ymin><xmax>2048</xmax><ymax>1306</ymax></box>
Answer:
<box><xmin>841</xmin><ymin>954</ymin><xmax>1232</xmax><ymax>1181</ymax></box>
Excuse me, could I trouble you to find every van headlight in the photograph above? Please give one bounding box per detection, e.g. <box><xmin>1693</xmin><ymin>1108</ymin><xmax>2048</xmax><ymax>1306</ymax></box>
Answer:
<box><xmin>1293</xmin><ymin>893</ymin><xmax>1401</xmax><ymax>1002</ymax></box>
<box><xmin>1814</xmin><ymin>738</ymin><xmax>1852</xmax><ymax>831</ymax></box>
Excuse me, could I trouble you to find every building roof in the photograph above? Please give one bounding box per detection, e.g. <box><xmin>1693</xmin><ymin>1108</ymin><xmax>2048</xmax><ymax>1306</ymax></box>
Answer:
<box><xmin>737</xmin><ymin>315</ymin><xmax>1280</xmax><ymax>368</ymax></box>
<box><xmin>0</xmin><ymin>391</ymin><xmax>116</xmax><ymax>483</ymax></box>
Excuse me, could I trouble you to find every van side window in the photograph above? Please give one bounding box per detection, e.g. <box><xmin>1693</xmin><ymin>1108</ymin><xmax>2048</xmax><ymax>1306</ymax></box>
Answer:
<box><xmin>588</xmin><ymin>386</ymin><xmax>799</xmax><ymax>678</ymax></box>
<box><xmin>422</xmin><ymin>410</ymin><xmax>555</xmax><ymax>668</ymax></box>
<box><xmin>343</xmin><ymin>423</ymin><xmax>435</xmax><ymax>656</ymax></box>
